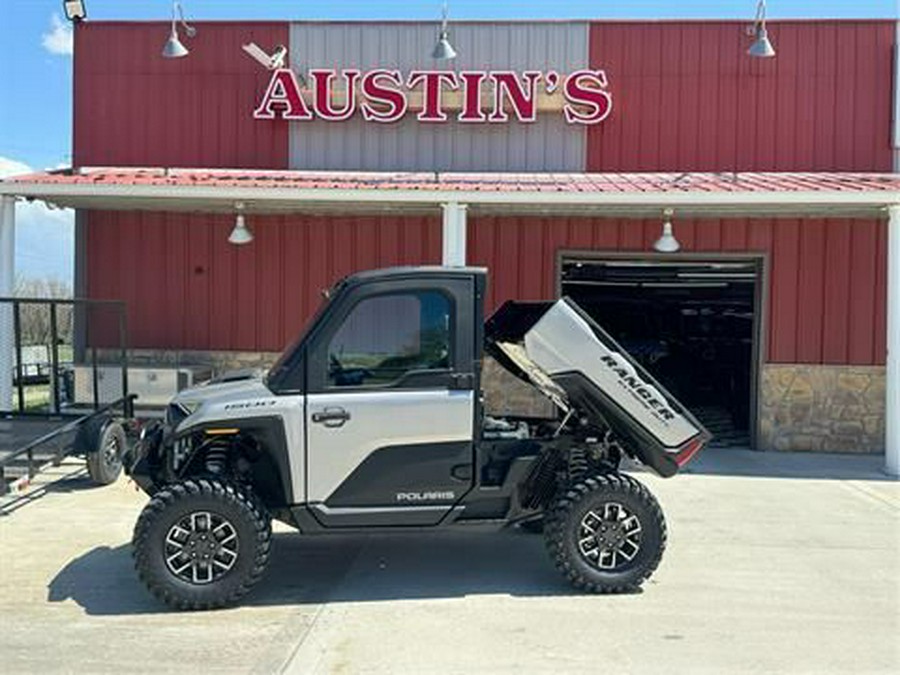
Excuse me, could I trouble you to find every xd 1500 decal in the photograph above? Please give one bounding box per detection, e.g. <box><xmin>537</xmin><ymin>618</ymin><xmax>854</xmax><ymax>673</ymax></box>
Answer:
<box><xmin>252</xmin><ymin>67</ymin><xmax>613</xmax><ymax>125</ymax></box>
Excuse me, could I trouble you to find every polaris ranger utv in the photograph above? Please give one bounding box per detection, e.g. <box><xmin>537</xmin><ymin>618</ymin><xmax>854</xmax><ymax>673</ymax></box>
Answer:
<box><xmin>126</xmin><ymin>267</ymin><xmax>710</xmax><ymax>610</ymax></box>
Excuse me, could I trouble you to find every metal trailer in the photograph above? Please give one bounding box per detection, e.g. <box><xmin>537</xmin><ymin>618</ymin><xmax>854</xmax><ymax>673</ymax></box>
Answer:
<box><xmin>0</xmin><ymin>297</ymin><xmax>136</xmax><ymax>498</ymax></box>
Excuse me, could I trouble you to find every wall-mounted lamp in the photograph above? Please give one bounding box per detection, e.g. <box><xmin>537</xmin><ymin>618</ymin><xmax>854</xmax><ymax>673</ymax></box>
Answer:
<box><xmin>228</xmin><ymin>203</ymin><xmax>254</xmax><ymax>245</ymax></box>
<box><xmin>653</xmin><ymin>209</ymin><xmax>681</xmax><ymax>253</ymax></box>
<box><xmin>747</xmin><ymin>0</ymin><xmax>775</xmax><ymax>58</ymax></box>
<box><xmin>162</xmin><ymin>1</ymin><xmax>196</xmax><ymax>59</ymax></box>
<box><xmin>432</xmin><ymin>3</ymin><xmax>458</xmax><ymax>61</ymax></box>
<box><xmin>63</xmin><ymin>0</ymin><xmax>87</xmax><ymax>22</ymax></box>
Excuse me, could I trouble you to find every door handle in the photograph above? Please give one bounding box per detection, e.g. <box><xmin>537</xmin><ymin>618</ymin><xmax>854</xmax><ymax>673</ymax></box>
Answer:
<box><xmin>312</xmin><ymin>407</ymin><xmax>351</xmax><ymax>428</ymax></box>
<box><xmin>450</xmin><ymin>373</ymin><xmax>474</xmax><ymax>390</ymax></box>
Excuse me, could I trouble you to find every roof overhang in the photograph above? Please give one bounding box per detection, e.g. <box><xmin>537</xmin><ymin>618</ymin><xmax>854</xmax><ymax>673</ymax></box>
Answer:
<box><xmin>2</xmin><ymin>168</ymin><xmax>899</xmax><ymax>219</ymax></box>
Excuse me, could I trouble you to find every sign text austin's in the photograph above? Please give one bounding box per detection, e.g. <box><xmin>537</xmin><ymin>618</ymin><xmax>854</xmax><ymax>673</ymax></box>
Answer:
<box><xmin>253</xmin><ymin>69</ymin><xmax>613</xmax><ymax>125</ymax></box>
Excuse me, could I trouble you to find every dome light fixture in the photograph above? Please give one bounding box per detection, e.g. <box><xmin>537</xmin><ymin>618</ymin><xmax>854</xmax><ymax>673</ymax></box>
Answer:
<box><xmin>162</xmin><ymin>1</ymin><xmax>196</xmax><ymax>59</ymax></box>
<box><xmin>747</xmin><ymin>0</ymin><xmax>776</xmax><ymax>58</ymax></box>
<box><xmin>653</xmin><ymin>209</ymin><xmax>681</xmax><ymax>253</ymax></box>
<box><xmin>431</xmin><ymin>3</ymin><xmax>458</xmax><ymax>61</ymax></box>
<box><xmin>228</xmin><ymin>203</ymin><xmax>254</xmax><ymax>246</ymax></box>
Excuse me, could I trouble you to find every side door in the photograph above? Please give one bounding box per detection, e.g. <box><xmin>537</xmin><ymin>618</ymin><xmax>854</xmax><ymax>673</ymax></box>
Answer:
<box><xmin>304</xmin><ymin>277</ymin><xmax>477</xmax><ymax>527</ymax></box>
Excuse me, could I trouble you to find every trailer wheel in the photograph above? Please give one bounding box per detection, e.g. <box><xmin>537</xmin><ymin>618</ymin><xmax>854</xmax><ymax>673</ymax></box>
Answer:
<box><xmin>545</xmin><ymin>473</ymin><xmax>666</xmax><ymax>593</ymax></box>
<box><xmin>85</xmin><ymin>420</ymin><xmax>126</xmax><ymax>486</ymax></box>
<box><xmin>132</xmin><ymin>479</ymin><xmax>271</xmax><ymax>611</ymax></box>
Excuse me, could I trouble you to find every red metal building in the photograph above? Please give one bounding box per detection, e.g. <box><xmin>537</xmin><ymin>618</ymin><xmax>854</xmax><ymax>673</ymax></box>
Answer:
<box><xmin>2</xmin><ymin>18</ymin><xmax>899</xmax><ymax>460</ymax></box>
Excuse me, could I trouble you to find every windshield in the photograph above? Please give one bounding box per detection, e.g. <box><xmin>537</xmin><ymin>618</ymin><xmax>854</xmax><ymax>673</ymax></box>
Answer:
<box><xmin>265</xmin><ymin>279</ymin><xmax>345</xmax><ymax>386</ymax></box>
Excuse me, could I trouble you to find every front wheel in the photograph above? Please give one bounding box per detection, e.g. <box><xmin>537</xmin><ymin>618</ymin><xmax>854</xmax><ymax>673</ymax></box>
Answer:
<box><xmin>132</xmin><ymin>479</ymin><xmax>272</xmax><ymax>610</ymax></box>
<box><xmin>544</xmin><ymin>473</ymin><xmax>666</xmax><ymax>593</ymax></box>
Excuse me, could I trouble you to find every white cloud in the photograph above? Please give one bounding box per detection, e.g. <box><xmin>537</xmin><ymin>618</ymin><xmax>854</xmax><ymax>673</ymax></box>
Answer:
<box><xmin>0</xmin><ymin>157</ymin><xmax>32</xmax><ymax>179</ymax></box>
<box><xmin>41</xmin><ymin>14</ymin><xmax>74</xmax><ymax>57</ymax></box>
<box><xmin>1</xmin><ymin>157</ymin><xmax>74</xmax><ymax>283</ymax></box>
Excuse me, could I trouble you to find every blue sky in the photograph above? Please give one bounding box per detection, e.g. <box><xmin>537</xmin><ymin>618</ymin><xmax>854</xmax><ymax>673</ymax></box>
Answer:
<box><xmin>0</xmin><ymin>0</ymin><xmax>897</xmax><ymax>283</ymax></box>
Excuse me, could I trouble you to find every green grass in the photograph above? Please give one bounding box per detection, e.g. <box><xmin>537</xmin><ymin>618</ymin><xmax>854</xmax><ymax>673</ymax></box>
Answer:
<box><xmin>22</xmin><ymin>384</ymin><xmax>51</xmax><ymax>411</ymax></box>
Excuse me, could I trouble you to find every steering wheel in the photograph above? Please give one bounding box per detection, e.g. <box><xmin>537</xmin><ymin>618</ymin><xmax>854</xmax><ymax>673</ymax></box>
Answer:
<box><xmin>330</xmin><ymin>353</ymin><xmax>374</xmax><ymax>386</ymax></box>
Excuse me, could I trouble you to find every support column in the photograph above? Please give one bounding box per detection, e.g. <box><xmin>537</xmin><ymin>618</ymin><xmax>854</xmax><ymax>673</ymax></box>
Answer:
<box><xmin>886</xmin><ymin>205</ymin><xmax>900</xmax><ymax>477</ymax></box>
<box><xmin>441</xmin><ymin>202</ymin><xmax>468</xmax><ymax>267</ymax></box>
<box><xmin>893</xmin><ymin>21</ymin><xmax>900</xmax><ymax>171</ymax></box>
<box><xmin>0</xmin><ymin>196</ymin><xmax>15</xmax><ymax>410</ymax></box>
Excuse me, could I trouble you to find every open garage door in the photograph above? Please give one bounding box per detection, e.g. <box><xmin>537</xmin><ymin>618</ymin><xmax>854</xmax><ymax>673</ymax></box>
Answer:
<box><xmin>559</xmin><ymin>256</ymin><xmax>763</xmax><ymax>450</ymax></box>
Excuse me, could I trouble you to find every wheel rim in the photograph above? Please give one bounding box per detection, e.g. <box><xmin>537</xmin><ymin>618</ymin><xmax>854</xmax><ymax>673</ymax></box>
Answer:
<box><xmin>164</xmin><ymin>511</ymin><xmax>239</xmax><ymax>585</ymax></box>
<box><xmin>577</xmin><ymin>502</ymin><xmax>643</xmax><ymax>571</ymax></box>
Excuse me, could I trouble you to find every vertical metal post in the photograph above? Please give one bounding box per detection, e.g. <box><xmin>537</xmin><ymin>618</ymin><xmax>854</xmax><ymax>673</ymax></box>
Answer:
<box><xmin>13</xmin><ymin>301</ymin><xmax>24</xmax><ymax>413</ymax></box>
<box><xmin>86</xmin><ymin>300</ymin><xmax>100</xmax><ymax>410</ymax></box>
<box><xmin>119</xmin><ymin>303</ymin><xmax>131</xmax><ymax>417</ymax></box>
<box><xmin>442</xmin><ymin>202</ymin><xmax>468</xmax><ymax>267</ymax></box>
<box><xmin>49</xmin><ymin>302</ymin><xmax>60</xmax><ymax>414</ymax></box>
<box><xmin>91</xmin><ymin>344</ymin><xmax>99</xmax><ymax>410</ymax></box>
<box><xmin>885</xmin><ymin>205</ymin><xmax>900</xmax><ymax>477</ymax></box>
<box><xmin>0</xmin><ymin>196</ymin><xmax>14</xmax><ymax>411</ymax></box>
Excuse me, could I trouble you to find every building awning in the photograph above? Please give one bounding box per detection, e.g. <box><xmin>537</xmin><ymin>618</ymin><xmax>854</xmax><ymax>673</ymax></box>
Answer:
<box><xmin>2</xmin><ymin>167</ymin><xmax>899</xmax><ymax>218</ymax></box>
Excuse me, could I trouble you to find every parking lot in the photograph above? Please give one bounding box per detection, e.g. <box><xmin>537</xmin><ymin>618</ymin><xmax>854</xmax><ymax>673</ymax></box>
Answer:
<box><xmin>0</xmin><ymin>450</ymin><xmax>897</xmax><ymax>674</ymax></box>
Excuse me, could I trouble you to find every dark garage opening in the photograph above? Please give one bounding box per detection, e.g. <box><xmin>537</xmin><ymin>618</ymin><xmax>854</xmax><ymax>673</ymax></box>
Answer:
<box><xmin>560</xmin><ymin>257</ymin><xmax>762</xmax><ymax>449</ymax></box>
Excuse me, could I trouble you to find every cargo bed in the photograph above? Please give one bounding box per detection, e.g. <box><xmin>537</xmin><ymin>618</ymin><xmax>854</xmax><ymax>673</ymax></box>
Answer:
<box><xmin>485</xmin><ymin>298</ymin><xmax>712</xmax><ymax>477</ymax></box>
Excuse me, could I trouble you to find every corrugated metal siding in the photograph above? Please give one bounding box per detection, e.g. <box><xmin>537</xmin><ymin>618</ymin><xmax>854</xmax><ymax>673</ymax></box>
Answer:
<box><xmin>467</xmin><ymin>217</ymin><xmax>887</xmax><ymax>366</ymax></box>
<box><xmin>72</xmin><ymin>20</ymin><xmax>894</xmax><ymax>172</ymax></box>
<box><xmin>85</xmin><ymin>211</ymin><xmax>441</xmax><ymax>351</ymax></box>
<box><xmin>74</xmin><ymin>20</ymin><xmax>895</xmax><ymax>367</ymax></box>
<box><xmin>73</xmin><ymin>22</ymin><xmax>290</xmax><ymax>169</ymax></box>
<box><xmin>287</xmin><ymin>22</ymin><xmax>588</xmax><ymax>171</ymax></box>
<box><xmin>85</xmin><ymin>211</ymin><xmax>889</xmax><ymax>366</ymax></box>
<box><xmin>587</xmin><ymin>21</ymin><xmax>895</xmax><ymax>171</ymax></box>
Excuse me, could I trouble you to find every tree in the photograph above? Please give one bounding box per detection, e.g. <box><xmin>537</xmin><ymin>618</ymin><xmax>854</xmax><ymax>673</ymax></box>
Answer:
<box><xmin>13</xmin><ymin>276</ymin><xmax>74</xmax><ymax>348</ymax></box>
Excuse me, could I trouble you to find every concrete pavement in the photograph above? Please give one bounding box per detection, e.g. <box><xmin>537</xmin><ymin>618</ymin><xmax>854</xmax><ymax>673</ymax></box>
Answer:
<box><xmin>0</xmin><ymin>450</ymin><xmax>897</xmax><ymax>674</ymax></box>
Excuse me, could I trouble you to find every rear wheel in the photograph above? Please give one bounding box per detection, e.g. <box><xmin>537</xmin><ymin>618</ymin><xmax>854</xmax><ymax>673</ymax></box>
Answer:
<box><xmin>132</xmin><ymin>479</ymin><xmax>271</xmax><ymax>610</ymax></box>
<box><xmin>545</xmin><ymin>473</ymin><xmax>666</xmax><ymax>593</ymax></box>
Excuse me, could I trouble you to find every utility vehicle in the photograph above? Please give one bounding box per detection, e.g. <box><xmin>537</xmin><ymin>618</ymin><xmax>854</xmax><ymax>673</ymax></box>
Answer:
<box><xmin>125</xmin><ymin>267</ymin><xmax>710</xmax><ymax>610</ymax></box>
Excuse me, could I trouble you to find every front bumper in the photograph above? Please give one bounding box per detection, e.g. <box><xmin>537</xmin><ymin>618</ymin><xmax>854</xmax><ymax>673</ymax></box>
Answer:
<box><xmin>124</xmin><ymin>420</ymin><xmax>166</xmax><ymax>494</ymax></box>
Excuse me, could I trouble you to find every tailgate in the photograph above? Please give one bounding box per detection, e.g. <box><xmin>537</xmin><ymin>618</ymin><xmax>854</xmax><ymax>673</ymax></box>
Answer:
<box><xmin>485</xmin><ymin>299</ymin><xmax>711</xmax><ymax>477</ymax></box>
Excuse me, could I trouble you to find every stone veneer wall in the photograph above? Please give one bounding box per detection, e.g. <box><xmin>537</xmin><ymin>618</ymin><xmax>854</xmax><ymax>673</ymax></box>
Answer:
<box><xmin>481</xmin><ymin>357</ymin><xmax>555</xmax><ymax>419</ymax></box>
<box><xmin>759</xmin><ymin>364</ymin><xmax>885</xmax><ymax>453</ymax></box>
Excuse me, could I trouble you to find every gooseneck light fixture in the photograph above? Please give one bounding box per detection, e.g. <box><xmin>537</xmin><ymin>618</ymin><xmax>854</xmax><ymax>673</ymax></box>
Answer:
<box><xmin>162</xmin><ymin>1</ymin><xmax>196</xmax><ymax>59</ymax></box>
<box><xmin>228</xmin><ymin>203</ymin><xmax>254</xmax><ymax>246</ymax></box>
<box><xmin>653</xmin><ymin>209</ymin><xmax>681</xmax><ymax>253</ymax></box>
<box><xmin>63</xmin><ymin>1</ymin><xmax>87</xmax><ymax>22</ymax></box>
<box><xmin>431</xmin><ymin>3</ymin><xmax>458</xmax><ymax>61</ymax></box>
<box><xmin>747</xmin><ymin>0</ymin><xmax>776</xmax><ymax>58</ymax></box>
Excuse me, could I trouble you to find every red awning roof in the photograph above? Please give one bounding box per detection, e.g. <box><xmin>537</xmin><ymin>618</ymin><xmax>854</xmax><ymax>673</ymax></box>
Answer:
<box><xmin>5</xmin><ymin>167</ymin><xmax>900</xmax><ymax>194</ymax></box>
<box><xmin>2</xmin><ymin>168</ymin><xmax>898</xmax><ymax>217</ymax></box>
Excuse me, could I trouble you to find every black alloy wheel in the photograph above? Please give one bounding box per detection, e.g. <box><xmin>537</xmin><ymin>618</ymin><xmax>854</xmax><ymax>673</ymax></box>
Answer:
<box><xmin>132</xmin><ymin>479</ymin><xmax>271</xmax><ymax>610</ymax></box>
<box><xmin>545</xmin><ymin>473</ymin><xmax>666</xmax><ymax>593</ymax></box>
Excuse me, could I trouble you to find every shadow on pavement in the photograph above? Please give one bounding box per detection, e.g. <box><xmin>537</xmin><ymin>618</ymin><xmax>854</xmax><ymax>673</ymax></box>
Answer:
<box><xmin>681</xmin><ymin>448</ymin><xmax>895</xmax><ymax>482</ymax></box>
<box><xmin>1</xmin><ymin>467</ymin><xmax>97</xmax><ymax>516</ymax></box>
<box><xmin>48</xmin><ymin>529</ymin><xmax>584</xmax><ymax>616</ymax></box>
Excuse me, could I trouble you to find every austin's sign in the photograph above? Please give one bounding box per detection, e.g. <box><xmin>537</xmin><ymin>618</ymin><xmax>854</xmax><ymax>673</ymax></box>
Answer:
<box><xmin>252</xmin><ymin>68</ymin><xmax>613</xmax><ymax>125</ymax></box>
